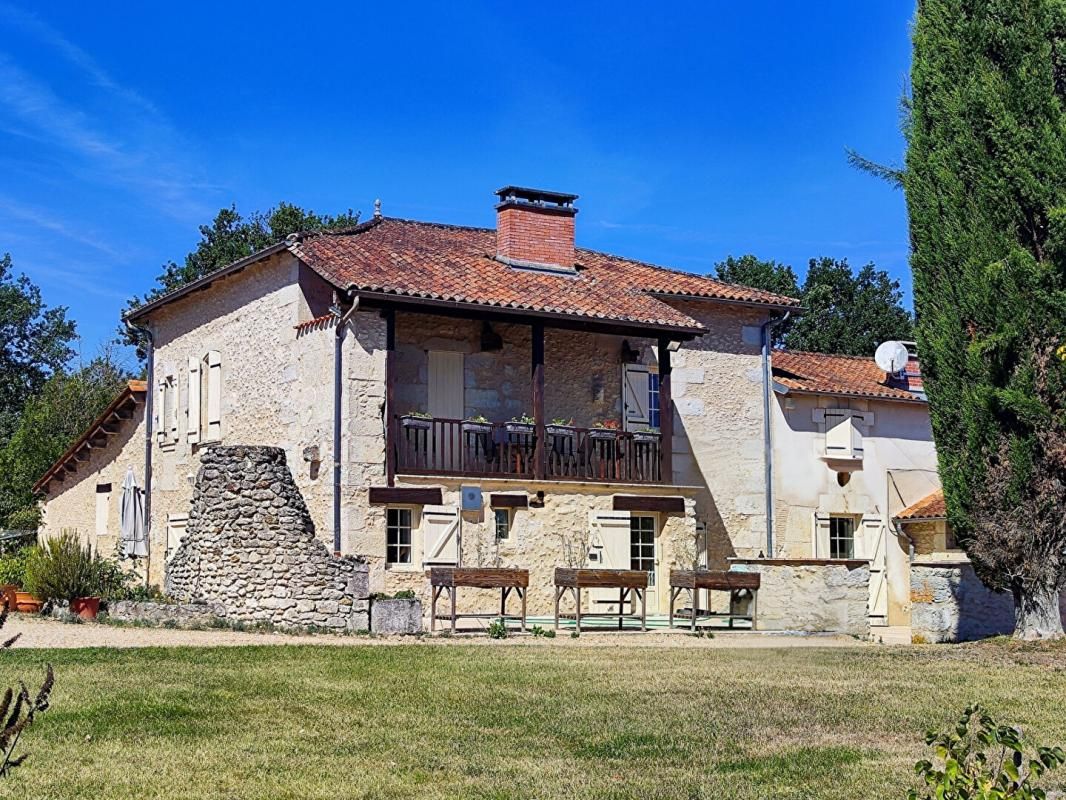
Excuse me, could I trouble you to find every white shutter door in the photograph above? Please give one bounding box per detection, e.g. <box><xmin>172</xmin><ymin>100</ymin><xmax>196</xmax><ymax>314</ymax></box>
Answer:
<box><xmin>588</xmin><ymin>510</ymin><xmax>631</xmax><ymax>608</ymax></box>
<box><xmin>824</xmin><ymin>410</ymin><xmax>852</xmax><ymax>458</ymax></box>
<box><xmin>166</xmin><ymin>514</ymin><xmax>189</xmax><ymax>561</ymax></box>
<box><xmin>206</xmin><ymin>351</ymin><xmax>222</xmax><ymax>441</ymax></box>
<box><xmin>812</xmin><ymin>511</ymin><xmax>830</xmax><ymax>558</ymax></box>
<box><xmin>187</xmin><ymin>356</ymin><xmax>202</xmax><ymax>444</ymax></box>
<box><xmin>155</xmin><ymin>379</ymin><xmax>166</xmax><ymax>444</ymax></box>
<box><xmin>623</xmin><ymin>366</ymin><xmax>650</xmax><ymax>430</ymax></box>
<box><xmin>427</xmin><ymin>351</ymin><xmax>464</xmax><ymax>419</ymax></box>
<box><xmin>422</xmin><ymin>505</ymin><xmax>460</xmax><ymax>565</ymax></box>
<box><xmin>862</xmin><ymin>515</ymin><xmax>888</xmax><ymax>620</ymax></box>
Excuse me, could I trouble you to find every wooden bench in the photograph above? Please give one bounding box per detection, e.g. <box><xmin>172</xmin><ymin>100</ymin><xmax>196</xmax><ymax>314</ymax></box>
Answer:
<box><xmin>429</xmin><ymin>567</ymin><xmax>529</xmax><ymax>633</ymax></box>
<box><xmin>553</xmin><ymin>568</ymin><xmax>648</xmax><ymax>632</ymax></box>
<box><xmin>668</xmin><ymin>569</ymin><xmax>761</xmax><ymax>630</ymax></box>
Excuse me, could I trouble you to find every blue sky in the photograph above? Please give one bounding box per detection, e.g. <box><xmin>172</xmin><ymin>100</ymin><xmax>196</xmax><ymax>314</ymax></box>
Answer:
<box><xmin>0</xmin><ymin>2</ymin><xmax>913</xmax><ymax>364</ymax></box>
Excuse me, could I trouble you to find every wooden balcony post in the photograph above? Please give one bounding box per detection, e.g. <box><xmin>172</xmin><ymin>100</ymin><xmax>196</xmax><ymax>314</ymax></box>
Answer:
<box><xmin>658</xmin><ymin>337</ymin><xmax>673</xmax><ymax>484</ymax></box>
<box><xmin>384</xmin><ymin>308</ymin><xmax>396</xmax><ymax>487</ymax></box>
<box><xmin>532</xmin><ymin>322</ymin><xmax>545</xmax><ymax>480</ymax></box>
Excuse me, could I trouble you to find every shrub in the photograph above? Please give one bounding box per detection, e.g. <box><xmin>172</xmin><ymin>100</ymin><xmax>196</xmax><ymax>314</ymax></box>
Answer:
<box><xmin>0</xmin><ymin>603</ymin><xmax>54</xmax><ymax>777</ymax></box>
<box><xmin>23</xmin><ymin>533</ymin><xmax>104</xmax><ymax>602</ymax></box>
<box><xmin>488</xmin><ymin>617</ymin><xmax>508</xmax><ymax>639</ymax></box>
<box><xmin>908</xmin><ymin>704</ymin><xmax>1066</xmax><ymax>799</ymax></box>
<box><xmin>3</xmin><ymin>507</ymin><xmax>39</xmax><ymax>533</ymax></box>
<box><xmin>0</xmin><ymin>547</ymin><xmax>35</xmax><ymax>589</ymax></box>
<box><xmin>530</xmin><ymin>625</ymin><xmax>556</xmax><ymax>639</ymax></box>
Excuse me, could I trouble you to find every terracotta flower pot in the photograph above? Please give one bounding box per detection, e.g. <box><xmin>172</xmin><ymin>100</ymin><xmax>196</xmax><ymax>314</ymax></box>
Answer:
<box><xmin>0</xmin><ymin>584</ymin><xmax>17</xmax><ymax>612</ymax></box>
<box><xmin>14</xmin><ymin>591</ymin><xmax>43</xmax><ymax>614</ymax></box>
<box><xmin>70</xmin><ymin>596</ymin><xmax>101</xmax><ymax>621</ymax></box>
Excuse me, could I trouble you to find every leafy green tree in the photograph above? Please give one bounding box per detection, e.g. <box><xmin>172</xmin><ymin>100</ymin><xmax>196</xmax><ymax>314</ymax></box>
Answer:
<box><xmin>713</xmin><ymin>254</ymin><xmax>913</xmax><ymax>355</ymax></box>
<box><xmin>121</xmin><ymin>203</ymin><xmax>360</xmax><ymax>358</ymax></box>
<box><xmin>0</xmin><ymin>353</ymin><xmax>129</xmax><ymax>527</ymax></box>
<box><xmin>0</xmin><ymin>254</ymin><xmax>77</xmax><ymax>443</ymax></box>
<box><xmin>714</xmin><ymin>255</ymin><xmax>800</xmax><ymax>346</ymax></box>
<box><xmin>787</xmin><ymin>258</ymin><xmax>914</xmax><ymax>356</ymax></box>
<box><xmin>905</xmin><ymin>0</ymin><xmax>1066</xmax><ymax>637</ymax></box>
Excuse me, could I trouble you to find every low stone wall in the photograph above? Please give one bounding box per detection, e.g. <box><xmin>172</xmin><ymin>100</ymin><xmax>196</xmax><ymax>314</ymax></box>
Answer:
<box><xmin>105</xmin><ymin>600</ymin><xmax>227</xmax><ymax>628</ymax></box>
<box><xmin>910</xmin><ymin>562</ymin><xmax>1026</xmax><ymax>643</ymax></box>
<box><xmin>731</xmin><ymin>558</ymin><xmax>871</xmax><ymax>636</ymax></box>
<box><xmin>370</xmin><ymin>598</ymin><xmax>423</xmax><ymax>635</ymax></box>
<box><xmin>166</xmin><ymin>445</ymin><xmax>370</xmax><ymax>631</ymax></box>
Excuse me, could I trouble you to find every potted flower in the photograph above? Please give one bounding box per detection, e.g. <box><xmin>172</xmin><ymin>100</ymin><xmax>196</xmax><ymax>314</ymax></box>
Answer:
<box><xmin>0</xmin><ymin>545</ymin><xmax>33</xmax><ymax>612</ymax></box>
<box><xmin>505</xmin><ymin>413</ymin><xmax>535</xmax><ymax>435</ymax></box>
<box><xmin>23</xmin><ymin>533</ymin><xmax>105</xmax><ymax>620</ymax></box>
<box><xmin>461</xmin><ymin>412</ymin><xmax>492</xmax><ymax>434</ymax></box>
<box><xmin>589</xmin><ymin>419</ymin><xmax>621</xmax><ymax>440</ymax></box>
<box><xmin>631</xmin><ymin>426</ymin><xmax>661</xmax><ymax>443</ymax></box>
<box><xmin>545</xmin><ymin>417</ymin><xmax>576</xmax><ymax>437</ymax></box>
<box><xmin>400</xmin><ymin>411</ymin><xmax>433</xmax><ymax>430</ymax></box>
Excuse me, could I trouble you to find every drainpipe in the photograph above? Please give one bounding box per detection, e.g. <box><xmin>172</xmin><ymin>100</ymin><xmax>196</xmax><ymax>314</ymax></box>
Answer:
<box><xmin>761</xmin><ymin>311</ymin><xmax>791</xmax><ymax>558</ymax></box>
<box><xmin>124</xmin><ymin>318</ymin><xmax>154</xmax><ymax>589</ymax></box>
<box><xmin>333</xmin><ymin>293</ymin><xmax>360</xmax><ymax>556</ymax></box>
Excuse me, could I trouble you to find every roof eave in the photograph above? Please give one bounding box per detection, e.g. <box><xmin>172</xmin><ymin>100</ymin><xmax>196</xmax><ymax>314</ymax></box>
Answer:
<box><xmin>646</xmin><ymin>291</ymin><xmax>802</xmax><ymax>314</ymax></box>
<box><xmin>351</xmin><ymin>288</ymin><xmax>705</xmax><ymax>339</ymax></box>
<box><xmin>772</xmin><ymin>386</ymin><xmax>928</xmax><ymax>405</ymax></box>
<box><xmin>124</xmin><ymin>241</ymin><xmax>293</xmax><ymax>322</ymax></box>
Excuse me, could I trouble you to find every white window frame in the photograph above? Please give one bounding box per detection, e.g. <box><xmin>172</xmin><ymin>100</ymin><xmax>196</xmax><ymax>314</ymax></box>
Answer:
<box><xmin>629</xmin><ymin>513</ymin><xmax>657</xmax><ymax>586</ymax></box>
<box><xmin>828</xmin><ymin>515</ymin><xmax>857</xmax><ymax>560</ymax></box>
<box><xmin>156</xmin><ymin>373</ymin><xmax>178</xmax><ymax>447</ymax></box>
<box><xmin>385</xmin><ymin>507</ymin><xmax>415</xmax><ymax>567</ymax></box>
<box><xmin>493</xmin><ymin>507</ymin><xmax>512</xmax><ymax>540</ymax></box>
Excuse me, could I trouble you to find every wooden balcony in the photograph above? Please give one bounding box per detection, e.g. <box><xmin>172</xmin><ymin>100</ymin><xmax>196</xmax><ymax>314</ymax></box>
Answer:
<box><xmin>392</xmin><ymin>416</ymin><xmax>664</xmax><ymax>484</ymax></box>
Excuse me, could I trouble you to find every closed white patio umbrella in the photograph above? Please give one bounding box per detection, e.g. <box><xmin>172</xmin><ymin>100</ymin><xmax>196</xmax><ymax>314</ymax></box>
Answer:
<box><xmin>120</xmin><ymin>466</ymin><xmax>148</xmax><ymax>558</ymax></box>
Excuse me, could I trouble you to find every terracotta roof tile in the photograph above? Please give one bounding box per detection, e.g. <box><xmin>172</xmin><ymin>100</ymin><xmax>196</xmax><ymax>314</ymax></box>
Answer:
<box><xmin>289</xmin><ymin>217</ymin><xmax>799</xmax><ymax>332</ymax></box>
<box><xmin>772</xmin><ymin>350</ymin><xmax>926</xmax><ymax>403</ymax></box>
<box><xmin>896</xmin><ymin>489</ymin><xmax>946</xmax><ymax>521</ymax></box>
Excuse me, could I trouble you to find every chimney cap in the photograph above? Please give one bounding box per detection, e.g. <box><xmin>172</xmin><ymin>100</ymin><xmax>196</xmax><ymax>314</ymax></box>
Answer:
<box><xmin>495</xmin><ymin>185</ymin><xmax>578</xmax><ymax>214</ymax></box>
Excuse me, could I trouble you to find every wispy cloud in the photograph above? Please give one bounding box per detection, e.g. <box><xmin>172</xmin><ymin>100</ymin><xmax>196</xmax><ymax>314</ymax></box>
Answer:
<box><xmin>0</xmin><ymin>195</ymin><xmax>125</xmax><ymax>258</ymax></box>
<box><xmin>0</xmin><ymin>3</ymin><xmax>222</xmax><ymax>221</ymax></box>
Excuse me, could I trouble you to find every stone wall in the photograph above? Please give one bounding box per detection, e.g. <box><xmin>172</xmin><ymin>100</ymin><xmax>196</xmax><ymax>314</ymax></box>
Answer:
<box><xmin>911</xmin><ymin>562</ymin><xmax>1008</xmax><ymax>643</ymax></box>
<box><xmin>166</xmin><ymin>445</ymin><xmax>369</xmax><ymax>631</ymax></box>
<box><xmin>732</xmin><ymin>558</ymin><xmax>871</xmax><ymax>635</ymax></box>
<box><xmin>106</xmin><ymin>600</ymin><xmax>227</xmax><ymax>628</ymax></box>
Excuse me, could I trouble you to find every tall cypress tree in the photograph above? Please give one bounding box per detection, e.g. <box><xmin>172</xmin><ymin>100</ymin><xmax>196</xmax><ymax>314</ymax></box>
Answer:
<box><xmin>906</xmin><ymin>0</ymin><xmax>1066</xmax><ymax>637</ymax></box>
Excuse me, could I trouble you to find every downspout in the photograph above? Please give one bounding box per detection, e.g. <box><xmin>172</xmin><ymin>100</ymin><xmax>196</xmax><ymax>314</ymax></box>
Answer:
<box><xmin>761</xmin><ymin>311</ymin><xmax>791</xmax><ymax>557</ymax></box>
<box><xmin>333</xmin><ymin>293</ymin><xmax>360</xmax><ymax>556</ymax></box>
<box><xmin>124</xmin><ymin>318</ymin><xmax>154</xmax><ymax>589</ymax></box>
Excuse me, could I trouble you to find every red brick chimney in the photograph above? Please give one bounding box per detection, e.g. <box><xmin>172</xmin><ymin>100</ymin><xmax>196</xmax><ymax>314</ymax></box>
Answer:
<box><xmin>495</xmin><ymin>186</ymin><xmax>578</xmax><ymax>269</ymax></box>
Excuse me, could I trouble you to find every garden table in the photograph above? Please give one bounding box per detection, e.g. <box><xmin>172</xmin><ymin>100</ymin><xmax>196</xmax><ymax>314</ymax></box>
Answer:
<box><xmin>553</xmin><ymin>568</ymin><xmax>648</xmax><ymax>632</ymax></box>
<box><xmin>429</xmin><ymin>567</ymin><xmax>528</xmax><ymax>633</ymax></box>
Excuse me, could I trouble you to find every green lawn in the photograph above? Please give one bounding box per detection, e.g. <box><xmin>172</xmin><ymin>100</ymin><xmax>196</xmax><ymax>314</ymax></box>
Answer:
<box><xmin>0</xmin><ymin>640</ymin><xmax>1064</xmax><ymax>799</ymax></box>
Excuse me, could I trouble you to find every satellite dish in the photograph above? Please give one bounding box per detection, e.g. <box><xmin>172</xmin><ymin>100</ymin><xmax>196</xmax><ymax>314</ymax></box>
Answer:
<box><xmin>874</xmin><ymin>340</ymin><xmax>910</xmax><ymax>374</ymax></box>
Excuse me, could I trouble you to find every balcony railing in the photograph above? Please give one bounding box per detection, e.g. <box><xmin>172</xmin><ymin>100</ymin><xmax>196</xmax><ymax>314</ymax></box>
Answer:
<box><xmin>393</xmin><ymin>416</ymin><xmax>663</xmax><ymax>484</ymax></box>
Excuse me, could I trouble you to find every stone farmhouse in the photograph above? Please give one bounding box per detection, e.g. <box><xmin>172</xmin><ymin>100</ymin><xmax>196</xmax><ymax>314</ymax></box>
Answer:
<box><xmin>33</xmin><ymin>185</ymin><xmax>1018</xmax><ymax>640</ymax></box>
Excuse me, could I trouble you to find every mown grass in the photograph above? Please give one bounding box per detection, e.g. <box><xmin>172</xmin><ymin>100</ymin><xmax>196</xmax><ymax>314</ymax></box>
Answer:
<box><xmin>0</xmin><ymin>641</ymin><xmax>1064</xmax><ymax>799</ymax></box>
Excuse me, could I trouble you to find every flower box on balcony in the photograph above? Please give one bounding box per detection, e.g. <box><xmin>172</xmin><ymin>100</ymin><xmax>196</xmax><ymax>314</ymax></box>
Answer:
<box><xmin>400</xmin><ymin>414</ymin><xmax>432</xmax><ymax>430</ymax></box>
<box><xmin>632</xmin><ymin>430</ymin><xmax>661</xmax><ymax>443</ymax></box>
<box><xmin>588</xmin><ymin>428</ymin><xmax>619</xmax><ymax>441</ymax></box>
<box><xmin>545</xmin><ymin>424</ymin><xmax>576</xmax><ymax>438</ymax></box>
<box><xmin>461</xmin><ymin>420</ymin><xmax>493</xmax><ymax>435</ymax></box>
<box><xmin>504</xmin><ymin>422</ymin><xmax>535</xmax><ymax>435</ymax></box>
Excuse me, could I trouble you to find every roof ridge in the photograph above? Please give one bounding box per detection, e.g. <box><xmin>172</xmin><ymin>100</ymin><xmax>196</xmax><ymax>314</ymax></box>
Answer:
<box><xmin>776</xmin><ymin>349</ymin><xmax>875</xmax><ymax>362</ymax></box>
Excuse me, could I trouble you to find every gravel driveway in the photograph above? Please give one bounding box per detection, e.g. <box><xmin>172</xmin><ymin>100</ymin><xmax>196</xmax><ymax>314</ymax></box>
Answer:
<box><xmin>3</xmin><ymin>614</ymin><xmax>867</xmax><ymax>649</ymax></box>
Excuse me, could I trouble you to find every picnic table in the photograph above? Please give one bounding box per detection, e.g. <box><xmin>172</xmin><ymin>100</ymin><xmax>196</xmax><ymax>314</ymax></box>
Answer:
<box><xmin>429</xmin><ymin>567</ymin><xmax>528</xmax><ymax>633</ymax></box>
<box><xmin>553</xmin><ymin>568</ymin><xmax>648</xmax><ymax>632</ymax></box>
<box><xmin>667</xmin><ymin>569</ymin><xmax>760</xmax><ymax>630</ymax></box>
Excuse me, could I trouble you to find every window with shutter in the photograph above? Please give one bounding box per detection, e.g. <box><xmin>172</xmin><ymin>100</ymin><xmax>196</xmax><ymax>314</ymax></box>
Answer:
<box><xmin>157</xmin><ymin>375</ymin><xmax>178</xmax><ymax>446</ymax></box>
<box><xmin>823</xmin><ymin>409</ymin><xmax>864</xmax><ymax>460</ymax></box>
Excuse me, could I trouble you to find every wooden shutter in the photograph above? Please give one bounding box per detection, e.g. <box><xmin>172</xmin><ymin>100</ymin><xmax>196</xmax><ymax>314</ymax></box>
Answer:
<box><xmin>155</xmin><ymin>378</ymin><xmax>166</xmax><ymax>444</ymax></box>
<box><xmin>422</xmin><ymin>505</ymin><xmax>460</xmax><ymax>565</ymax></box>
<box><xmin>187</xmin><ymin>356</ymin><xmax>202</xmax><ymax>444</ymax></box>
<box><xmin>623</xmin><ymin>366</ymin><xmax>650</xmax><ymax>430</ymax></box>
<box><xmin>862</xmin><ymin>515</ymin><xmax>887</xmax><ymax>619</ymax></box>
<box><xmin>206</xmin><ymin>351</ymin><xmax>222</xmax><ymax>441</ymax></box>
<box><xmin>588</xmin><ymin>510</ymin><xmax>632</xmax><ymax>608</ymax></box>
<box><xmin>812</xmin><ymin>511</ymin><xmax>830</xmax><ymax>558</ymax></box>
<box><xmin>824</xmin><ymin>410</ymin><xmax>853</xmax><ymax>458</ymax></box>
<box><xmin>166</xmin><ymin>514</ymin><xmax>189</xmax><ymax>561</ymax></box>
